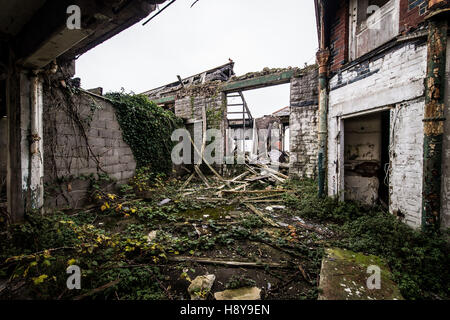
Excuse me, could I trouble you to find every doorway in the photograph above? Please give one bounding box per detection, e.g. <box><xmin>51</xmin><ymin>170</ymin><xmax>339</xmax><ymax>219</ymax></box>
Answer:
<box><xmin>343</xmin><ymin>109</ymin><xmax>390</xmax><ymax>206</ymax></box>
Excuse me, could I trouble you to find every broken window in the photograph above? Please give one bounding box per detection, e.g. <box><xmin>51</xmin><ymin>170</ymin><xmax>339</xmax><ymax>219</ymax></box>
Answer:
<box><xmin>349</xmin><ymin>0</ymin><xmax>400</xmax><ymax>59</ymax></box>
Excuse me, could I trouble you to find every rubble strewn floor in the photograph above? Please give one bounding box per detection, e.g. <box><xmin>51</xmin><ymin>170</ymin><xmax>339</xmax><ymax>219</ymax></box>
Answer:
<box><xmin>0</xmin><ymin>168</ymin><xmax>448</xmax><ymax>300</ymax></box>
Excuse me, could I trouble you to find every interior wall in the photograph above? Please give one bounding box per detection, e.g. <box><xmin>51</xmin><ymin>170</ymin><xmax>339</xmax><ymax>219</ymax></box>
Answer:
<box><xmin>344</xmin><ymin>113</ymin><xmax>381</xmax><ymax>205</ymax></box>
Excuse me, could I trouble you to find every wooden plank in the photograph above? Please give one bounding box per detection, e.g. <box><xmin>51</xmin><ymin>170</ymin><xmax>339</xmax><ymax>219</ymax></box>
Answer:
<box><xmin>194</xmin><ymin>166</ymin><xmax>210</xmax><ymax>188</ymax></box>
<box><xmin>244</xmin><ymin>203</ymin><xmax>279</xmax><ymax>227</ymax></box>
<box><xmin>222</xmin><ymin>189</ymin><xmax>285</xmax><ymax>194</ymax></box>
<box><xmin>168</xmin><ymin>256</ymin><xmax>291</xmax><ymax>269</ymax></box>
<box><xmin>231</xmin><ymin>171</ymin><xmax>250</xmax><ymax>182</ymax></box>
<box><xmin>73</xmin><ymin>279</ymin><xmax>120</xmax><ymax>300</ymax></box>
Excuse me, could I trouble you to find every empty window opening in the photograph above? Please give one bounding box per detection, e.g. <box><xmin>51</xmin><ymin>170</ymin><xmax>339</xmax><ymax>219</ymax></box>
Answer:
<box><xmin>343</xmin><ymin>110</ymin><xmax>390</xmax><ymax>207</ymax></box>
<box><xmin>225</xmin><ymin>83</ymin><xmax>291</xmax><ymax>163</ymax></box>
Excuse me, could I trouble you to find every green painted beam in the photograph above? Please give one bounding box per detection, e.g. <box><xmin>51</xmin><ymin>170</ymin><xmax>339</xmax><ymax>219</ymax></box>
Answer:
<box><xmin>151</xmin><ymin>96</ymin><xmax>176</xmax><ymax>105</ymax></box>
<box><xmin>421</xmin><ymin>18</ymin><xmax>448</xmax><ymax>232</ymax></box>
<box><xmin>220</xmin><ymin>70</ymin><xmax>296</xmax><ymax>92</ymax></box>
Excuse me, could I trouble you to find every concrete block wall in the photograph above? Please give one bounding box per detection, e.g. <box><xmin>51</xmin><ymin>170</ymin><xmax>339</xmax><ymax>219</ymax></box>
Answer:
<box><xmin>289</xmin><ymin>70</ymin><xmax>319</xmax><ymax>178</ymax></box>
<box><xmin>175</xmin><ymin>94</ymin><xmax>225</xmax><ymax>123</ymax></box>
<box><xmin>43</xmin><ymin>91</ymin><xmax>136</xmax><ymax>208</ymax></box>
<box><xmin>328</xmin><ymin>39</ymin><xmax>427</xmax><ymax>228</ymax></box>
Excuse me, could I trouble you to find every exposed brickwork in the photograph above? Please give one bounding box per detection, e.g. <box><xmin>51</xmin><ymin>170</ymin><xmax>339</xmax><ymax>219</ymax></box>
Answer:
<box><xmin>327</xmin><ymin>0</ymin><xmax>427</xmax><ymax>72</ymax></box>
<box><xmin>399</xmin><ymin>0</ymin><xmax>427</xmax><ymax>33</ymax></box>
<box><xmin>329</xmin><ymin>0</ymin><xmax>350</xmax><ymax>72</ymax></box>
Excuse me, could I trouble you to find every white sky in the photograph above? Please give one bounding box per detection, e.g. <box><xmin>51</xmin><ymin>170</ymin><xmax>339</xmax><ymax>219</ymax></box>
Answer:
<box><xmin>75</xmin><ymin>0</ymin><xmax>318</xmax><ymax>118</ymax></box>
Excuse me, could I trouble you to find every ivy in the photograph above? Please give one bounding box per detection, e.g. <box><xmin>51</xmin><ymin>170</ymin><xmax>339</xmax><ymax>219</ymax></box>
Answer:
<box><xmin>106</xmin><ymin>92</ymin><xmax>182</xmax><ymax>173</ymax></box>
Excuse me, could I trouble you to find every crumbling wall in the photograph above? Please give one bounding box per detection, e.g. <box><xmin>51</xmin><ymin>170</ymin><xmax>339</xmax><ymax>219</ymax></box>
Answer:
<box><xmin>175</xmin><ymin>93</ymin><xmax>225</xmax><ymax>124</ymax></box>
<box><xmin>43</xmin><ymin>89</ymin><xmax>136</xmax><ymax>209</ymax></box>
<box><xmin>441</xmin><ymin>37</ymin><xmax>450</xmax><ymax>229</ymax></box>
<box><xmin>289</xmin><ymin>70</ymin><xmax>319</xmax><ymax>178</ymax></box>
<box><xmin>329</xmin><ymin>0</ymin><xmax>350</xmax><ymax>72</ymax></box>
<box><xmin>146</xmin><ymin>65</ymin><xmax>319</xmax><ymax>174</ymax></box>
<box><xmin>328</xmin><ymin>39</ymin><xmax>427</xmax><ymax>228</ymax></box>
<box><xmin>174</xmin><ymin>89</ymin><xmax>227</xmax><ymax>168</ymax></box>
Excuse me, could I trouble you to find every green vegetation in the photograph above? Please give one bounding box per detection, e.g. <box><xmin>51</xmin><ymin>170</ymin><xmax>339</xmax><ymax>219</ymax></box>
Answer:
<box><xmin>1</xmin><ymin>174</ymin><xmax>448</xmax><ymax>300</ymax></box>
<box><xmin>106</xmin><ymin>91</ymin><xmax>182</xmax><ymax>172</ymax></box>
<box><xmin>285</xmin><ymin>179</ymin><xmax>450</xmax><ymax>300</ymax></box>
<box><xmin>225</xmin><ymin>275</ymin><xmax>256</xmax><ymax>289</ymax></box>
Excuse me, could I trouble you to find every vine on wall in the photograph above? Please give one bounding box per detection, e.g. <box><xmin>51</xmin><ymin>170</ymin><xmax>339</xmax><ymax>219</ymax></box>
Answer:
<box><xmin>106</xmin><ymin>92</ymin><xmax>182</xmax><ymax>173</ymax></box>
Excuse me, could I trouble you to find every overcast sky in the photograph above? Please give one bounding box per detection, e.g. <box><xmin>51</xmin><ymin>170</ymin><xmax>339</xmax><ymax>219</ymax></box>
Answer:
<box><xmin>75</xmin><ymin>0</ymin><xmax>318</xmax><ymax>118</ymax></box>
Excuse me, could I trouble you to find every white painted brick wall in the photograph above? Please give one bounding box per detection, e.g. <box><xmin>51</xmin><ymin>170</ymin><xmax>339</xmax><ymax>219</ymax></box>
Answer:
<box><xmin>389</xmin><ymin>99</ymin><xmax>424</xmax><ymax>228</ymax></box>
<box><xmin>289</xmin><ymin>71</ymin><xmax>319</xmax><ymax>178</ymax></box>
<box><xmin>327</xmin><ymin>40</ymin><xmax>428</xmax><ymax>228</ymax></box>
<box><xmin>289</xmin><ymin>105</ymin><xmax>318</xmax><ymax>178</ymax></box>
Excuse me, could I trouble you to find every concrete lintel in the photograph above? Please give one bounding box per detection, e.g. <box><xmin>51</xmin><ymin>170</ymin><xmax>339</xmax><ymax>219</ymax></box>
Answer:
<box><xmin>221</xmin><ymin>70</ymin><xmax>296</xmax><ymax>92</ymax></box>
<box><xmin>21</xmin><ymin>27</ymin><xmax>93</xmax><ymax>69</ymax></box>
<box><xmin>14</xmin><ymin>0</ymin><xmax>159</xmax><ymax>69</ymax></box>
<box><xmin>152</xmin><ymin>96</ymin><xmax>176</xmax><ymax>105</ymax></box>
